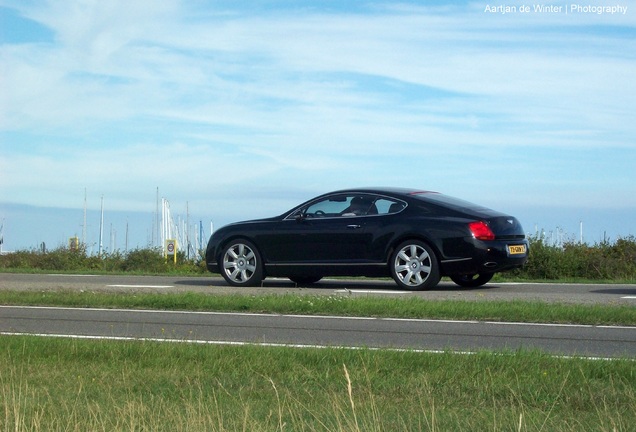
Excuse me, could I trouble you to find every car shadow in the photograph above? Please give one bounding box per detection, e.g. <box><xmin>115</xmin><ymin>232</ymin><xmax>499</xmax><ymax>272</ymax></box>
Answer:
<box><xmin>278</xmin><ymin>279</ymin><xmax>500</xmax><ymax>292</ymax></box>
<box><xmin>175</xmin><ymin>277</ymin><xmax>500</xmax><ymax>292</ymax></box>
<box><xmin>590</xmin><ymin>287</ymin><xmax>636</xmax><ymax>296</ymax></box>
<box><xmin>174</xmin><ymin>278</ymin><xmax>225</xmax><ymax>287</ymax></box>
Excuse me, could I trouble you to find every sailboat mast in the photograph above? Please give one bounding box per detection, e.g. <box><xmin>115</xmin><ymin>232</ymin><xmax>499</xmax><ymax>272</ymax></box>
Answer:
<box><xmin>99</xmin><ymin>195</ymin><xmax>104</xmax><ymax>255</ymax></box>
<box><xmin>83</xmin><ymin>188</ymin><xmax>87</xmax><ymax>247</ymax></box>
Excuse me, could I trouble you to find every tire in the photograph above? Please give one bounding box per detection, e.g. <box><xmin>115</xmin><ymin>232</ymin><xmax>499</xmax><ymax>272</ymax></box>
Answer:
<box><xmin>289</xmin><ymin>276</ymin><xmax>322</xmax><ymax>285</ymax></box>
<box><xmin>450</xmin><ymin>273</ymin><xmax>494</xmax><ymax>288</ymax></box>
<box><xmin>220</xmin><ymin>239</ymin><xmax>263</xmax><ymax>287</ymax></box>
<box><xmin>390</xmin><ymin>240</ymin><xmax>440</xmax><ymax>290</ymax></box>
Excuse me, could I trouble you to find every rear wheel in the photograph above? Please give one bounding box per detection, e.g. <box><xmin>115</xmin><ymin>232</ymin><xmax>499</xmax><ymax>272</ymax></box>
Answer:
<box><xmin>390</xmin><ymin>240</ymin><xmax>440</xmax><ymax>290</ymax></box>
<box><xmin>220</xmin><ymin>240</ymin><xmax>263</xmax><ymax>287</ymax></box>
<box><xmin>450</xmin><ymin>273</ymin><xmax>494</xmax><ymax>288</ymax></box>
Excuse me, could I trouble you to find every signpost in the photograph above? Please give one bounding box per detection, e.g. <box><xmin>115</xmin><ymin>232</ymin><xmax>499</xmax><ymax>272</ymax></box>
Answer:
<box><xmin>165</xmin><ymin>239</ymin><xmax>177</xmax><ymax>263</ymax></box>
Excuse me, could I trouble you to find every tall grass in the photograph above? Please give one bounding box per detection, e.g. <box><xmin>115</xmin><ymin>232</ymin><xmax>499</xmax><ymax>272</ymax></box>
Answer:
<box><xmin>2</xmin><ymin>336</ymin><xmax>635</xmax><ymax>431</ymax></box>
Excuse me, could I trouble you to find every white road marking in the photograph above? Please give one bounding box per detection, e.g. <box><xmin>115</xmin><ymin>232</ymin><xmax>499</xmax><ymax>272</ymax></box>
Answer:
<box><xmin>0</xmin><ymin>331</ymin><xmax>470</xmax><ymax>354</ymax></box>
<box><xmin>2</xmin><ymin>306</ymin><xmax>633</xmax><ymax>361</ymax></box>
<box><xmin>1</xmin><ymin>331</ymin><xmax>628</xmax><ymax>362</ymax></box>
<box><xmin>622</xmin><ymin>296</ymin><xmax>636</xmax><ymax>299</ymax></box>
<box><xmin>4</xmin><ymin>305</ymin><xmax>635</xmax><ymax>329</ymax></box>
<box><xmin>107</xmin><ymin>284</ymin><xmax>174</xmax><ymax>289</ymax></box>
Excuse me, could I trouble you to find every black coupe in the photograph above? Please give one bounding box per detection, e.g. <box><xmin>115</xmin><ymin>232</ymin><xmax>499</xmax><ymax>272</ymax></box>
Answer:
<box><xmin>205</xmin><ymin>188</ymin><xmax>529</xmax><ymax>290</ymax></box>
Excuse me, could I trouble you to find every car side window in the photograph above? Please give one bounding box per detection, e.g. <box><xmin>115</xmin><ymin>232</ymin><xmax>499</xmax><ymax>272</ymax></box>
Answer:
<box><xmin>375</xmin><ymin>199</ymin><xmax>406</xmax><ymax>215</ymax></box>
<box><xmin>340</xmin><ymin>195</ymin><xmax>378</xmax><ymax>217</ymax></box>
<box><xmin>294</xmin><ymin>194</ymin><xmax>406</xmax><ymax>219</ymax></box>
<box><xmin>303</xmin><ymin>195</ymin><xmax>352</xmax><ymax>217</ymax></box>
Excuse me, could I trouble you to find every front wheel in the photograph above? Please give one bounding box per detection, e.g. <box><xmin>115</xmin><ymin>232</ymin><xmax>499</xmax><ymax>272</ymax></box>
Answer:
<box><xmin>220</xmin><ymin>240</ymin><xmax>263</xmax><ymax>287</ymax></box>
<box><xmin>390</xmin><ymin>240</ymin><xmax>440</xmax><ymax>290</ymax></box>
<box><xmin>450</xmin><ymin>273</ymin><xmax>494</xmax><ymax>288</ymax></box>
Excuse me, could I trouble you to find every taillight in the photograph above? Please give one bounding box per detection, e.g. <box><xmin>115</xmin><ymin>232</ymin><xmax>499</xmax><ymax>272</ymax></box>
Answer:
<box><xmin>469</xmin><ymin>221</ymin><xmax>495</xmax><ymax>240</ymax></box>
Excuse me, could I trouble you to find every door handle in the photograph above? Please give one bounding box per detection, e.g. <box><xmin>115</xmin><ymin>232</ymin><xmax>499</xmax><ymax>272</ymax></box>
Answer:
<box><xmin>347</xmin><ymin>224</ymin><xmax>361</xmax><ymax>229</ymax></box>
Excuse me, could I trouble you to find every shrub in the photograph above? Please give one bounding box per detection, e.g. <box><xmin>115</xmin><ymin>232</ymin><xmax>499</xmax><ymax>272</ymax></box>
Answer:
<box><xmin>0</xmin><ymin>246</ymin><xmax>206</xmax><ymax>274</ymax></box>
<box><xmin>516</xmin><ymin>235</ymin><xmax>636</xmax><ymax>281</ymax></box>
<box><xmin>122</xmin><ymin>248</ymin><xmax>168</xmax><ymax>273</ymax></box>
<box><xmin>0</xmin><ymin>247</ymin><xmax>90</xmax><ymax>271</ymax></box>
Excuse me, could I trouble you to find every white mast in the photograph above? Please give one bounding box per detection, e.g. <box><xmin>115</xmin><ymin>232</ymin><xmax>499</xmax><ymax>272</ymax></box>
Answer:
<box><xmin>580</xmin><ymin>221</ymin><xmax>584</xmax><ymax>244</ymax></box>
<box><xmin>99</xmin><ymin>195</ymin><xmax>104</xmax><ymax>255</ymax></box>
<box><xmin>186</xmin><ymin>201</ymin><xmax>190</xmax><ymax>259</ymax></box>
<box><xmin>155</xmin><ymin>187</ymin><xmax>160</xmax><ymax>249</ymax></box>
<box><xmin>82</xmin><ymin>188</ymin><xmax>87</xmax><ymax>247</ymax></box>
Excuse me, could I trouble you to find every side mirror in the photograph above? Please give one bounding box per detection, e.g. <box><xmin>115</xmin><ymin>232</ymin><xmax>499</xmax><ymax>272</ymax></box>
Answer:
<box><xmin>294</xmin><ymin>212</ymin><xmax>306</xmax><ymax>222</ymax></box>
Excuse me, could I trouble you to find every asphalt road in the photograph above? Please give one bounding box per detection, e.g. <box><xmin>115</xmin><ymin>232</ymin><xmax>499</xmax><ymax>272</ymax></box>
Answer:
<box><xmin>2</xmin><ymin>305</ymin><xmax>635</xmax><ymax>358</ymax></box>
<box><xmin>1</xmin><ymin>273</ymin><xmax>635</xmax><ymax>358</ymax></box>
<box><xmin>1</xmin><ymin>272</ymin><xmax>636</xmax><ymax>304</ymax></box>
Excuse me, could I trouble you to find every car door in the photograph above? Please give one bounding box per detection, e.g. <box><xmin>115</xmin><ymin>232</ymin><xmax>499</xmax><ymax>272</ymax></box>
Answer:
<box><xmin>258</xmin><ymin>194</ymin><xmax>374</xmax><ymax>263</ymax></box>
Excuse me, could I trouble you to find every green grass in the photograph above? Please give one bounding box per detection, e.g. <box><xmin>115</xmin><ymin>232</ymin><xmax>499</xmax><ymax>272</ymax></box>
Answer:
<box><xmin>1</xmin><ymin>336</ymin><xmax>634</xmax><ymax>431</ymax></box>
<box><xmin>1</xmin><ymin>290</ymin><xmax>635</xmax><ymax>326</ymax></box>
<box><xmin>2</xmin><ymin>238</ymin><xmax>634</xmax><ymax>430</ymax></box>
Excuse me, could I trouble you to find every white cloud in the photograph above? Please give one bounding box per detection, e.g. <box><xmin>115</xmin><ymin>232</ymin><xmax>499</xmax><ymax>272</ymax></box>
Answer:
<box><xmin>1</xmin><ymin>0</ymin><xmax>634</xmax><ymax>234</ymax></box>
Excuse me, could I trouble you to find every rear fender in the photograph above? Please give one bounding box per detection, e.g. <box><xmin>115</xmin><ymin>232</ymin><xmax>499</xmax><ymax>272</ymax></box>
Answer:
<box><xmin>386</xmin><ymin>234</ymin><xmax>443</xmax><ymax>266</ymax></box>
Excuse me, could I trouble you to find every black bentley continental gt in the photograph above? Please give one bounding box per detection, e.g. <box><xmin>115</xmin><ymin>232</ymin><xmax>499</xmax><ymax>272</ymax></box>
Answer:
<box><xmin>205</xmin><ymin>188</ymin><xmax>529</xmax><ymax>290</ymax></box>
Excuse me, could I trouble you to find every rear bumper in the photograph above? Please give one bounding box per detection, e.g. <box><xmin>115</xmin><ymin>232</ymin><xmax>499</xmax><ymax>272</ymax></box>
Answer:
<box><xmin>441</xmin><ymin>238</ymin><xmax>529</xmax><ymax>275</ymax></box>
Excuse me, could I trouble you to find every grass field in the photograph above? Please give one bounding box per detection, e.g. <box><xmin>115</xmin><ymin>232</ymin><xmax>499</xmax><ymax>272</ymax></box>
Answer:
<box><xmin>2</xmin><ymin>335</ymin><xmax>635</xmax><ymax>431</ymax></box>
<box><xmin>1</xmin><ymin>289</ymin><xmax>635</xmax><ymax>326</ymax></box>
<box><xmin>1</xmin><ymin>237</ymin><xmax>634</xmax><ymax>430</ymax></box>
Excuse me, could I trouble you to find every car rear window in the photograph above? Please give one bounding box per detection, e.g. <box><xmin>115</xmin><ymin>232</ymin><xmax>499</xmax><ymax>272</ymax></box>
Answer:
<box><xmin>409</xmin><ymin>192</ymin><xmax>493</xmax><ymax>213</ymax></box>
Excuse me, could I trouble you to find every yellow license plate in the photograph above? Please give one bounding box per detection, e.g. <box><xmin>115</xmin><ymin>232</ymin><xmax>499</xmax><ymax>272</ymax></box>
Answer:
<box><xmin>508</xmin><ymin>245</ymin><xmax>526</xmax><ymax>255</ymax></box>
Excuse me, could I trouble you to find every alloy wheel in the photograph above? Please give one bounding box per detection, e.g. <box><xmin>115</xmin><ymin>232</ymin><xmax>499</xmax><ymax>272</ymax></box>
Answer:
<box><xmin>391</xmin><ymin>241</ymin><xmax>440</xmax><ymax>290</ymax></box>
<box><xmin>222</xmin><ymin>241</ymin><xmax>262</xmax><ymax>286</ymax></box>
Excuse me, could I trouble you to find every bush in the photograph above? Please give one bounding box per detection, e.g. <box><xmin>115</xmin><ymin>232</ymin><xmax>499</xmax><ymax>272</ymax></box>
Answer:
<box><xmin>0</xmin><ymin>247</ymin><xmax>91</xmax><ymax>271</ymax></box>
<box><xmin>515</xmin><ymin>235</ymin><xmax>636</xmax><ymax>281</ymax></box>
<box><xmin>0</xmin><ymin>246</ymin><xmax>206</xmax><ymax>275</ymax></box>
<box><xmin>121</xmin><ymin>248</ymin><xmax>168</xmax><ymax>273</ymax></box>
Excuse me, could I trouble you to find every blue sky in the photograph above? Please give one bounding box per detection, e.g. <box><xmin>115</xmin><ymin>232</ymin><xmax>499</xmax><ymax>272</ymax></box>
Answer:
<box><xmin>1</xmin><ymin>0</ymin><xmax>634</xmax><ymax>252</ymax></box>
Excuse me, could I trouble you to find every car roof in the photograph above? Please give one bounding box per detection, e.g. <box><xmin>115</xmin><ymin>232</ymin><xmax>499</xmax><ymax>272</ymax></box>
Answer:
<box><xmin>328</xmin><ymin>187</ymin><xmax>427</xmax><ymax>194</ymax></box>
<box><xmin>323</xmin><ymin>187</ymin><xmax>500</xmax><ymax>215</ymax></box>
<box><xmin>327</xmin><ymin>187</ymin><xmax>439</xmax><ymax>198</ymax></box>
